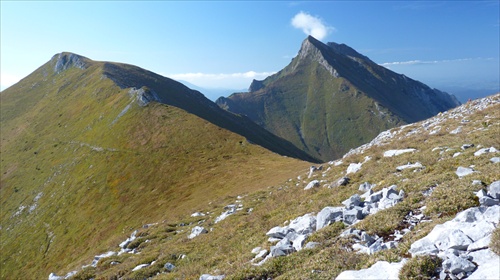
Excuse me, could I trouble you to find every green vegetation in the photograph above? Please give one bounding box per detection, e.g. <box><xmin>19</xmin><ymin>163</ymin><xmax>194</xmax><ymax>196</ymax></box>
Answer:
<box><xmin>0</xmin><ymin>54</ymin><xmax>310</xmax><ymax>279</ymax></box>
<box><xmin>491</xmin><ymin>226</ymin><xmax>500</xmax><ymax>255</ymax></box>
<box><xmin>1</xmin><ymin>52</ymin><xmax>498</xmax><ymax>280</ymax></box>
<box><xmin>217</xmin><ymin>36</ymin><xmax>459</xmax><ymax>162</ymax></box>
<box><xmin>399</xmin><ymin>255</ymin><xmax>442</xmax><ymax>280</ymax></box>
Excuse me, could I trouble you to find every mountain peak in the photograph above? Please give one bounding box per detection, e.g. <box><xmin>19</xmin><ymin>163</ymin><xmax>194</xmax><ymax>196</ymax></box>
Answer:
<box><xmin>51</xmin><ymin>52</ymin><xmax>89</xmax><ymax>73</ymax></box>
<box><xmin>297</xmin><ymin>36</ymin><xmax>339</xmax><ymax>78</ymax></box>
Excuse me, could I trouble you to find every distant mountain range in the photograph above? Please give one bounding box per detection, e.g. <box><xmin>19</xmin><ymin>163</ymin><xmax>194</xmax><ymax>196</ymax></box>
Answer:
<box><xmin>176</xmin><ymin>80</ymin><xmax>245</xmax><ymax>102</ymax></box>
<box><xmin>216</xmin><ymin>36</ymin><xmax>460</xmax><ymax>161</ymax></box>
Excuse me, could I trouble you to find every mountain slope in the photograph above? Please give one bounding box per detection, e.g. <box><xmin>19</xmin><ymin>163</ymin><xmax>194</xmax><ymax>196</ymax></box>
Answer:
<box><xmin>217</xmin><ymin>36</ymin><xmax>460</xmax><ymax>161</ymax></box>
<box><xmin>0</xmin><ymin>53</ymin><xmax>312</xmax><ymax>279</ymax></box>
<box><xmin>47</xmin><ymin>93</ymin><xmax>499</xmax><ymax>280</ymax></box>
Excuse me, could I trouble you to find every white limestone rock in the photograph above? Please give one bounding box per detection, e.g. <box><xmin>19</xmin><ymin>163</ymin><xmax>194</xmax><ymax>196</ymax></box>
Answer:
<box><xmin>383</xmin><ymin>148</ymin><xmax>417</xmax><ymax>157</ymax></box>
<box><xmin>456</xmin><ymin>166</ymin><xmax>475</xmax><ymax>177</ymax></box>
<box><xmin>335</xmin><ymin>259</ymin><xmax>407</xmax><ymax>280</ymax></box>
<box><xmin>346</xmin><ymin>162</ymin><xmax>362</xmax><ymax>174</ymax></box>
<box><xmin>304</xmin><ymin>180</ymin><xmax>320</xmax><ymax>190</ymax></box>
<box><xmin>188</xmin><ymin>226</ymin><xmax>208</xmax><ymax>239</ymax></box>
<box><xmin>396</xmin><ymin>162</ymin><xmax>423</xmax><ymax>171</ymax></box>
<box><xmin>474</xmin><ymin>147</ymin><xmax>499</xmax><ymax>156</ymax></box>
<box><xmin>468</xmin><ymin>249</ymin><xmax>500</xmax><ymax>279</ymax></box>
<box><xmin>288</xmin><ymin>213</ymin><xmax>316</xmax><ymax>235</ymax></box>
<box><xmin>316</xmin><ymin>206</ymin><xmax>343</xmax><ymax>231</ymax></box>
<box><xmin>199</xmin><ymin>274</ymin><xmax>226</xmax><ymax>280</ymax></box>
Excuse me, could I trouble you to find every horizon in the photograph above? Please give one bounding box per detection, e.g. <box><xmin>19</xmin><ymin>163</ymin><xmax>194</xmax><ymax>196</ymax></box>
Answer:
<box><xmin>1</xmin><ymin>1</ymin><xmax>499</xmax><ymax>101</ymax></box>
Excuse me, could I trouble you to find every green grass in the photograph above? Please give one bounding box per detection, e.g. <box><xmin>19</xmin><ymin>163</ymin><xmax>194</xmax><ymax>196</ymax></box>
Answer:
<box><xmin>399</xmin><ymin>255</ymin><xmax>442</xmax><ymax>280</ymax></box>
<box><xmin>1</xmin><ymin>53</ymin><xmax>498</xmax><ymax>280</ymax></box>
<box><xmin>0</xmin><ymin>58</ymin><xmax>310</xmax><ymax>279</ymax></box>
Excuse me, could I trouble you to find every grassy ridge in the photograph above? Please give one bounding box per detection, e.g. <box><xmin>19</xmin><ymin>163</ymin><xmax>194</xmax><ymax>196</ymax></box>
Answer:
<box><xmin>0</xmin><ymin>59</ymin><xmax>310</xmax><ymax>279</ymax></box>
<box><xmin>49</xmin><ymin>94</ymin><xmax>498</xmax><ymax>280</ymax></box>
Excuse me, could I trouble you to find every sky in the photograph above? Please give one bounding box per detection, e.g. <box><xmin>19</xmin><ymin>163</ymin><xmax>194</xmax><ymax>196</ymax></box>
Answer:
<box><xmin>1</xmin><ymin>1</ymin><xmax>499</xmax><ymax>101</ymax></box>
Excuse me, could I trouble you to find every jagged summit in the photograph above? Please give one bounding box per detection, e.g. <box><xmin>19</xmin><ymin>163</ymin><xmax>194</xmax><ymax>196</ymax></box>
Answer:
<box><xmin>217</xmin><ymin>37</ymin><xmax>461</xmax><ymax>161</ymax></box>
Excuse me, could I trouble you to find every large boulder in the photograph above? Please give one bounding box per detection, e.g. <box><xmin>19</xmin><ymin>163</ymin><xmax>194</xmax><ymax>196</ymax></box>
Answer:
<box><xmin>467</xmin><ymin>249</ymin><xmax>500</xmax><ymax>279</ymax></box>
<box><xmin>316</xmin><ymin>206</ymin><xmax>343</xmax><ymax>231</ymax></box>
<box><xmin>342</xmin><ymin>194</ymin><xmax>362</xmax><ymax>209</ymax></box>
<box><xmin>343</xmin><ymin>208</ymin><xmax>364</xmax><ymax>225</ymax></box>
<box><xmin>266</xmin><ymin>226</ymin><xmax>292</xmax><ymax>239</ymax></box>
<box><xmin>288</xmin><ymin>213</ymin><xmax>316</xmax><ymax>235</ymax></box>
<box><xmin>488</xmin><ymin>181</ymin><xmax>500</xmax><ymax>199</ymax></box>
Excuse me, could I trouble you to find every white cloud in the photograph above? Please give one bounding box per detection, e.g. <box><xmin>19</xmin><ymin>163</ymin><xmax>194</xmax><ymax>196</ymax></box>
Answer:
<box><xmin>166</xmin><ymin>71</ymin><xmax>276</xmax><ymax>89</ymax></box>
<box><xmin>0</xmin><ymin>73</ymin><xmax>23</xmax><ymax>91</ymax></box>
<box><xmin>380</xmin><ymin>58</ymin><xmax>480</xmax><ymax>67</ymax></box>
<box><xmin>291</xmin><ymin>11</ymin><xmax>334</xmax><ymax>41</ymax></box>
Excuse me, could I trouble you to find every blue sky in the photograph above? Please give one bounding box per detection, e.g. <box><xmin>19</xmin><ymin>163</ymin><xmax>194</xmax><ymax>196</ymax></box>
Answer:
<box><xmin>1</xmin><ymin>1</ymin><xmax>499</xmax><ymax>101</ymax></box>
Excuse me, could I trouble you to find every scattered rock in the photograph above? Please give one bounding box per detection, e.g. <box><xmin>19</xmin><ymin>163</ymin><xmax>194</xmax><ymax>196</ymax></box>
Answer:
<box><xmin>199</xmin><ymin>274</ymin><xmax>225</xmax><ymax>280</ymax></box>
<box><xmin>191</xmin><ymin>212</ymin><xmax>206</xmax><ymax>217</ymax></box>
<box><xmin>396</xmin><ymin>162</ymin><xmax>424</xmax><ymax>171</ymax></box>
<box><xmin>346</xmin><ymin>163</ymin><xmax>362</xmax><ymax>174</ymax></box>
<box><xmin>342</xmin><ymin>194</ymin><xmax>362</xmax><ymax>209</ymax></box>
<box><xmin>214</xmin><ymin>205</ymin><xmax>237</xmax><ymax>223</ymax></box>
<box><xmin>308</xmin><ymin>165</ymin><xmax>323</xmax><ymax>178</ymax></box>
<box><xmin>164</xmin><ymin>262</ymin><xmax>175</xmax><ymax>272</ymax></box>
<box><xmin>288</xmin><ymin>213</ymin><xmax>316</xmax><ymax>235</ymax></box>
<box><xmin>474</xmin><ymin>147</ymin><xmax>499</xmax><ymax>156</ymax></box>
<box><xmin>132</xmin><ymin>263</ymin><xmax>150</xmax><ymax>271</ymax></box>
<box><xmin>383</xmin><ymin>148</ymin><xmax>416</xmax><ymax>157</ymax></box>
<box><xmin>304</xmin><ymin>242</ymin><xmax>320</xmax><ymax>249</ymax></box>
<box><xmin>461</xmin><ymin>144</ymin><xmax>474</xmax><ymax>150</ymax></box>
<box><xmin>304</xmin><ymin>180</ymin><xmax>320</xmax><ymax>190</ymax></box>
<box><xmin>455</xmin><ymin>166</ymin><xmax>475</xmax><ymax>177</ymax></box>
<box><xmin>450</xmin><ymin>126</ymin><xmax>462</xmax><ymax>134</ymax></box>
<box><xmin>266</xmin><ymin>226</ymin><xmax>292</xmax><ymax>239</ymax></box>
<box><xmin>91</xmin><ymin>251</ymin><xmax>116</xmax><ymax>267</ymax></box>
<box><xmin>188</xmin><ymin>226</ymin><xmax>208</xmax><ymax>239</ymax></box>
<box><xmin>316</xmin><ymin>206</ymin><xmax>343</xmax><ymax>231</ymax></box>
<box><xmin>333</xmin><ymin>177</ymin><xmax>350</xmax><ymax>187</ymax></box>
<box><xmin>358</xmin><ymin>182</ymin><xmax>374</xmax><ymax>192</ymax></box>
<box><xmin>488</xmin><ymin>181</ymin><xmax>500</xmax><ymax>199</ymax></box>
<box><xmin>251</xmin><ymin>247</ymin><xmax>262</xmax><ymax>254</ymax></box>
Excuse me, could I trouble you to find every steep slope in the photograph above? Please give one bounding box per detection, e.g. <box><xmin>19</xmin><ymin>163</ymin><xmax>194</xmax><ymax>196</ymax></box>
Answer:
<box><xmin>0</xmin><ymin>53</ymin><xmax>312</xmax><ymax>279</ymax></box>
<box><xmin>217</xmin><ymin>36</ymin><xmax>460</xmax><ymax>161</ymax></box>
<box><xmin>47</xmin><ymin>93</ymin><xmax>498</xmax><ymax>280</ymax></box>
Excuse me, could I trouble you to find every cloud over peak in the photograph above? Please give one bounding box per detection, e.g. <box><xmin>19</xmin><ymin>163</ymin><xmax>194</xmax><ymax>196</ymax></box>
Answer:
<box><xmin>291</xmin><ymin>11</ymin><xmax>334</xmax><ymax>41</ymax></box>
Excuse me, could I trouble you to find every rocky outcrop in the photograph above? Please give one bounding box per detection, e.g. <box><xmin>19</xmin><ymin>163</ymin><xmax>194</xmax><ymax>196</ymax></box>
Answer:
<box><xmin>254</xmin><ymin>185</ymin><xmax>405</xmax><ymax>265</ymax></box>
<box><xmin>52</xmin><ymin>52</ymin><xmax>88</xmax><ymax>73</ymax></box>
<box><xmin>408</xmin><ymin>182</ymin><xmax>499</xmax><ymax>279</ymax></box>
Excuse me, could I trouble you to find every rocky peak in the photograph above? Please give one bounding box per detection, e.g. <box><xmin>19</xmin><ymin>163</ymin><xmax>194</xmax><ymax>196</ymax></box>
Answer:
<box><xmin>248</xmin><ymin>79</ymin><xmax>265</xmax><ymax>92</ymax></box>
<box><xmin>52</xmin><ymin>52</ymin><xmax>88</xmax><ymax>74</ymax></box>
<box><xmin>296</xmin><ymin>36</ymin><xmax>339</xmax><ymax>78</ymax></box>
